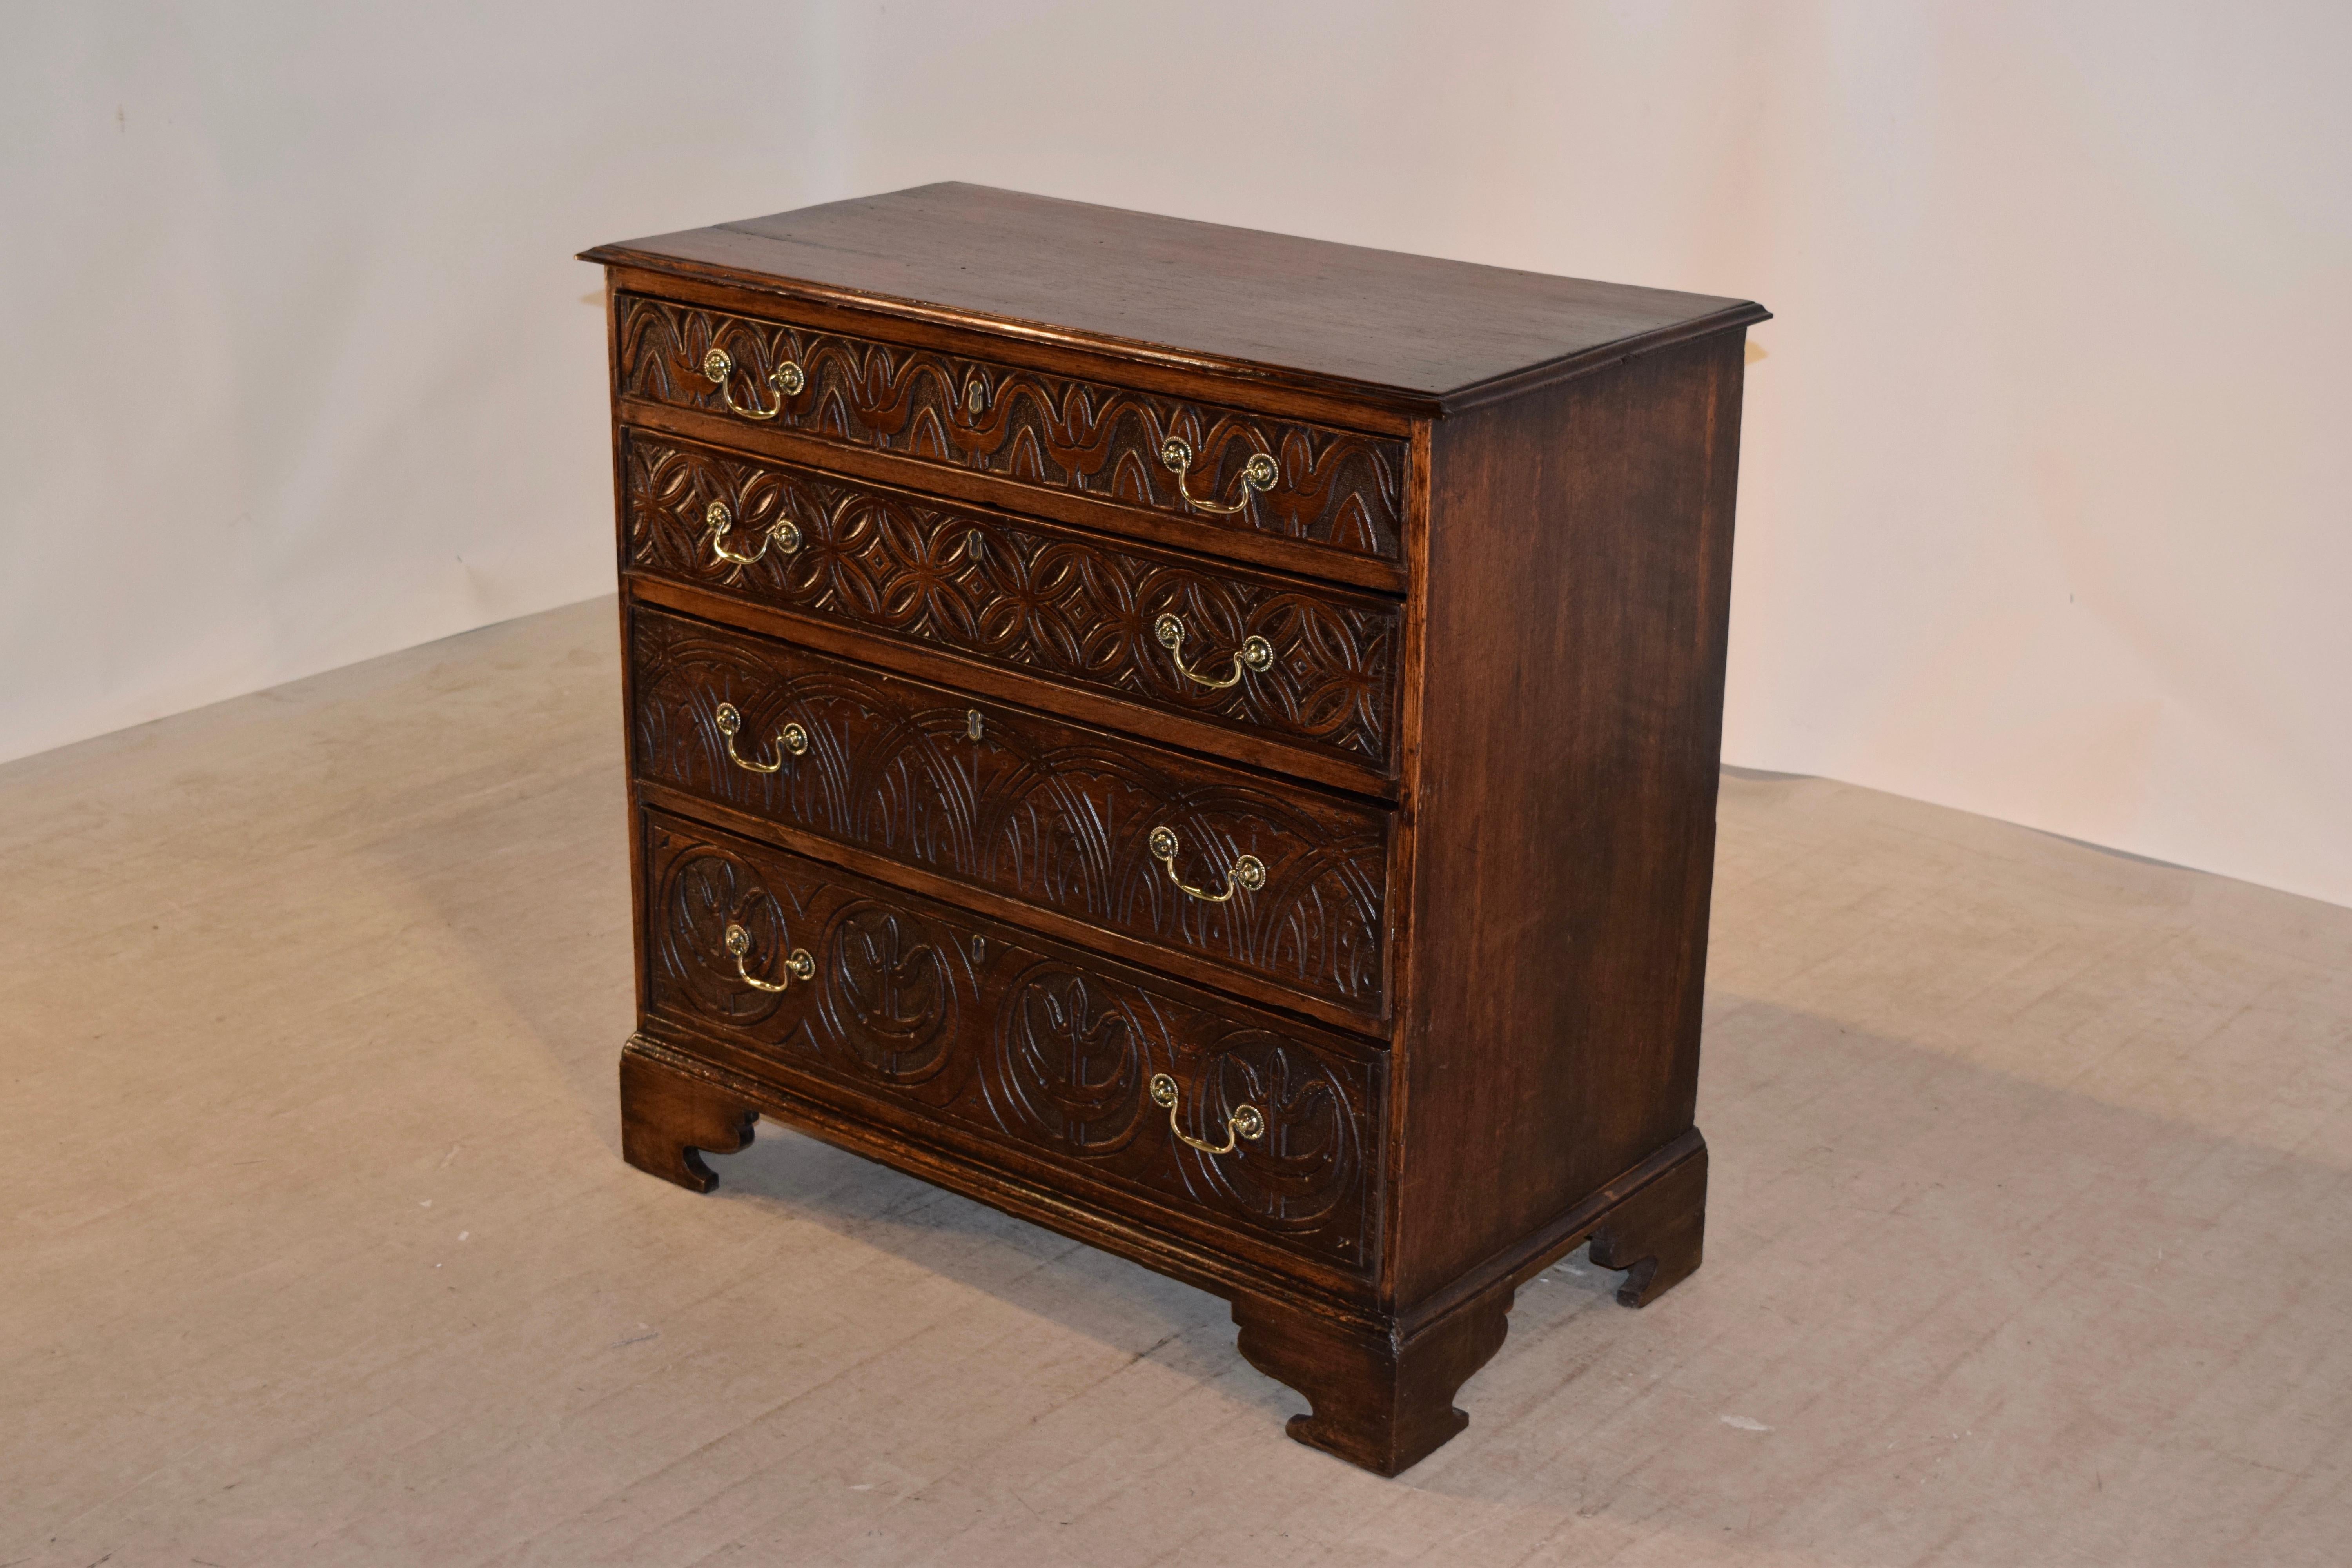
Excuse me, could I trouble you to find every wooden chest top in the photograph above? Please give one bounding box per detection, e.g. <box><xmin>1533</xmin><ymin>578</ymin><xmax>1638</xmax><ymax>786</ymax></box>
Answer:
<box><xmin>582</xmin><ymin>181</ymin><xmax>1765</xmax><ymax>413</ymax></box>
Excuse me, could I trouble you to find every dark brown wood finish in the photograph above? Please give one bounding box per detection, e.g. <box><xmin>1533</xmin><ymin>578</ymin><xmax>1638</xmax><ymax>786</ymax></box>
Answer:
<box><xmin>584</xmin><ymin>182</ymin><xmax>1765</xmax><ymax>410</ymax></box>
<box><xmin>628</xmin><ymin>605</ymin><xmax>1391</xmax><ymax>1020</ymax></box>
<box><xmin>617</xmin><ymin>293</ymin><xmax>1407</xmax><ymax>560</ymax></box>
<box><xmin>623</xmin><ymin>430</ymin><xmax>1403</xmax><ymax>773</ymax></box>
<box><xmin>1232</xmin><ymin>1284</ymin><xmax>1512</xmax><ymax>1477</ymax></box>
<box><xmin>625</xmin><ymin>397</ymin><xmax>1411</xmax><ymax>595</ymax></box>
<box><xmin>640</xmin><ymin>811</ymin><xmax>1384</xmax><ymax>1279</ymax></box>
<box><xmin>627</xmin><ymin>574</ymin><xmax>1397</xmax><ymax>803</ymax></box>
<box><xmin>1394</xmin><ymin>330</ymin><xmax>1745</xmax><ymax>1305</ymax></box>
<box><xmin>593</xmin><ymin>185</ymin><xmax>1762</xmax><ymax>1476</ymax></box>
<box><xmin>606</xmin><ymin>263</ymin><xmax>1423</xmax><ymax>436</ymax></box>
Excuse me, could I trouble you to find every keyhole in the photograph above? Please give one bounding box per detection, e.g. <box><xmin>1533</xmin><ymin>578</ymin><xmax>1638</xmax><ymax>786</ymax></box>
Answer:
<box><xmin>969</xmin><ymin>934</ymin><xmax>987</xmax><ymax>963</ymax></box>
<box><xmin>965</xmin><ymin>377</ymin><xmax>987</xmax><ymax>415</ymax></box>
<box><xmin>967</xmin><ymin>709</ymin><xmax>985</xmax><ymax>742</ymax></box>
<box><xmin>966</xmin><ymin>529</ymin><xmax>986</xmax><ymax>563</ymax></box>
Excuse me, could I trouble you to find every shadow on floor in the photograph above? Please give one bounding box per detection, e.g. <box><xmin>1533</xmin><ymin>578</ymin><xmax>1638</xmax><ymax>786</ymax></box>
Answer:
<box><xmin>344</xmin><ymin>608</ymin><xmax>2351</xmax><ymax>1559</ymax></box>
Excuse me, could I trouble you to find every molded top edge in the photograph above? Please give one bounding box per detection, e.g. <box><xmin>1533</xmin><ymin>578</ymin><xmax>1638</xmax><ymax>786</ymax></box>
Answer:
<box><xmin>583</xmin><ymin>182</ymin><xmax>1768</xmax><ymax>413</ymax></box>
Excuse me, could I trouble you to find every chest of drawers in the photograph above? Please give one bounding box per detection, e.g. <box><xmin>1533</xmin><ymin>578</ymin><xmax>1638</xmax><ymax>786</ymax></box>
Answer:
<box><xmin>586</xmin><ymin>184</ymin><xmax>1766</xmax><ymax>1476</ymax></box>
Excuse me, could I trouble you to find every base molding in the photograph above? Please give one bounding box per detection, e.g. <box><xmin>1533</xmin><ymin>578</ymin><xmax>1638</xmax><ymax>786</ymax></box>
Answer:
<box><xmin>615</xmin><ymin>1031</ymin><xmax>1380</xmax><ymax>1313</ymax></box>
<box><xmin>1236</xmin><ymin>1135</ymin><xmax>1709</xmax><ymax>1474</ymax></box>
<box><xmin>619</xmin><ymin>1040</ymin><xmax>756</xmax><ymax>1193</ymax></box>
<box><xmin>616</xmin><ymin>1032</ymin><xmax>1708</xmax><ymax>1476</ymax></box>
<box><xmin>1232</xmin><ymin>1285</ymin><xmax>1514</xmax><ymax>1476</ymax></box>
<box><xmin>1588</xmin><ymin>1139</ymin><xmax>1709</xmax><ymax>1307</ymax></box>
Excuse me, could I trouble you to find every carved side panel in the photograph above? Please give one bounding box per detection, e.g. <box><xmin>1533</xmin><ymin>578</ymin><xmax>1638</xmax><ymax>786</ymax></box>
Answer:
<box><xmin>630</xmin><ymin>608</ymin><xmax>1391</xmax><ymax>1016</ymax></box>
<box><xmin>622</xmin><ymin>434</ymin><xmax>1400</xmax><ymax>768</ymax></box>
<box><xmin>616</xmin><ymin>294</ymin><xmax>1405</xmax><ymax>560</ymax></box>
<box><xmin>641</xmin><ymin>815</ymin><xmax>1381</xmax><ymax>1271</ymax></box>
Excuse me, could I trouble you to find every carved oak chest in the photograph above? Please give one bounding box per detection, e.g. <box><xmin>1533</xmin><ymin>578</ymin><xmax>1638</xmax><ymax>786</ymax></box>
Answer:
<box><xmin>585</xmin><ymin>184</ymin><xmax>1765</xmax><ymax>1475</ymax></box>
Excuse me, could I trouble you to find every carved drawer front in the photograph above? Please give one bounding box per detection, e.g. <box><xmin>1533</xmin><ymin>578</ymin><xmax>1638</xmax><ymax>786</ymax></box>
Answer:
<box><xmin>616</xmin><ymin>293</ymin><xmax>1406</xmax><ymax>563</ymax></box>
<box><xmin>623</xmin><ymin>432</ymin><xmax>1403</xmax><ymax>772</ymax></box>
<box><xmin>630</xmin><ymin>607</ymin><xmax>1391</xmax><ymax>1018</ymax></box>
<box><xmin>643</xmin><ymin>811</ymin><xmax>1384</xmax><ymax>1274</ymax></box>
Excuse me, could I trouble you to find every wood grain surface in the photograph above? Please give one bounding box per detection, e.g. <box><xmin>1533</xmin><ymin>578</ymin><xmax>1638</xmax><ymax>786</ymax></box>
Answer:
<box><xmin>632</xmin><ymin>810</ymin><xmax>1387</xmax><ymax>1281</ymax></box>
<box><xmin>584</xmin><ymin>182</ymin><xmax>1768</xmax><ymax>408</ymax></box>
<box><xmin>628</xmin><ymin>606</ymin><xmax>1393</xmax><ymax>1020</ymax></box>
<box><xmin>621</xmin><ymin>430</ymin><xmax>1403</xmax><ymax>772</ymax></box>
<box><xmin>597</xmin><ymin>188</ymin><xmax>1759</xmax><ymax>1474</ymax></box>
<box><xmin>11</xmin><ymin>600</ymin><xmax>2348</xmax><ymax>1562</ymax></box>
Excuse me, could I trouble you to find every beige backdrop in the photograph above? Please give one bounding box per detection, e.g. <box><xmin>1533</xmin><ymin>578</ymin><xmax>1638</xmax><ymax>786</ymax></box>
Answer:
<box><xmin>6</xmin><ymin>2</ymin><xmax>2347</xmax><ymax>906</ymax></box>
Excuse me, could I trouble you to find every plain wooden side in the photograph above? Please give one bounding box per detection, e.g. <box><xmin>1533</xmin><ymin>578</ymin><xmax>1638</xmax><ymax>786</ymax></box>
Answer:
<box><xmin>1392</xmin><ymin>330</ymin><xmax>1748</xmax><ymax>1307</ymax></box>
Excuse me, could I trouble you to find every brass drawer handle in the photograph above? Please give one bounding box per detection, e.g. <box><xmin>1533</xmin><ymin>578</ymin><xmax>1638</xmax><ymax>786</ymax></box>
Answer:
<box><xmin>1154</xmin><ymin>613</ymin><xmax>1273</xmax><ymax>690</ymax></box>
<box><xmin>724</xmin><ymin>921</ymin><xmax>814</xmax><ymax>993</ymax></box>
<box><xmin>700</xmin><ymin>345</ymin><xmax>804</xmax><ymax>421</ymax></box>
<box><xmin>714</xmin><ymin>703</ymin><xmax>808</xmax><ymax>773</ymax></box>
<box><xmin>1147</xmin><ymin>825</ymin><xmax>1265</xmax><ymax>903</ymax></box>
<box><xmin>1150</xmin><ymin>1073</ymin><xmax>1264</xmax><ymax>1155</ymax></box>
<box><xmin>1159</xmin><ymin>437</ymin><xmax>1278</xmax><ymax>515</ymax></box>
<box><xmin>704</xmin><ymin>500</ymin><xmax>802</xmax><ymax>568</ymax></box>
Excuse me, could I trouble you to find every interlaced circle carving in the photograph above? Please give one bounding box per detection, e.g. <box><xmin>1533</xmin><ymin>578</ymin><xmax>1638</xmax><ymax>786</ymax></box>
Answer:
<box><xmin>642</xmin><ymin>820</ymin><xmax>1378</xmax><ymax>1269</ymax></box>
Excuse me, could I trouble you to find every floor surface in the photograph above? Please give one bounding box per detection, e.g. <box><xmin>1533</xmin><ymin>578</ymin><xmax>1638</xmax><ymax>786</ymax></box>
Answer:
<box><xmin>4</xmin><ymin>598</ymin><xmax>2349</xmax><ymax>1566</ymax></box>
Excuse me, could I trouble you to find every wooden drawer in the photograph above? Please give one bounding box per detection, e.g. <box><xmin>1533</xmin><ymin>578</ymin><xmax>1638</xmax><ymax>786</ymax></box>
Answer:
<box><xmin>641</xmin><ymin>810</ymin><xmax>1383</xmax><ymax>1277</ymax></box>
<box><xmin>600</xmin><ymin>182</ymin><xmax>1763</xmax><ymax>1479</ymax></box>
<box><xmin>629</xmin><ymin>606</ymin><xmax>1391</xmax><ymax>1021</ymax></box>
<box><xmin>615</xmin><ymin>292</ymin><xmax>1406</xmax><ymax>564</ymax></box>
<box><xmin>621</xmin><ymin>430</ymin><xmax>1403</xmax><ymax>774</ymax></box>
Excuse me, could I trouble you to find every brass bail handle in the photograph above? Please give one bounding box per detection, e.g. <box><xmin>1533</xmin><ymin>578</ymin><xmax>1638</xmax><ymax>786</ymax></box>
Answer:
<box><xmin>700</xmin><ymin>345</ymin><xmax>805</xmax><ymax>421</ymax></box>
<box><xmin>713</xmin><ymin>702</ymin><xmax>809</xmax><ymax>774</ymax></box>
<box><xmin>1154</xmin><ymin>614</ymin><xmax>1273</xmax><ymax>691</ymax></box>
<box><xmin>1149</xmin><ymin>1073</ymin><xmax>1265</xmax><ymax>1155</ymax></box>
<box><xmin>704</xmin><ymin>499</ymin><xmax>803</xmax><ymax>568</ymax></box>
<box><xmin>1158</xmin><ymin>437</ymin><xmax>1278</xmax><ymax>515</ymax></box>
<box><xmin>722</xmin><ymin>921</ymin><xmax>815</xmax><ymax>993</ymax></box>
<box><xmin>1147</xmin><ymin>825</ymin><xmax>1265</xmax><ymax>904</ymax></box>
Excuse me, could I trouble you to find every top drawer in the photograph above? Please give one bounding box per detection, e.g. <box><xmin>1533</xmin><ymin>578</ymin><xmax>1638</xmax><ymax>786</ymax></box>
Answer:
<box><xmin>615</xmin><ymin>293</ymin><xmax>1408</xmax><ymax>564</ymax></box>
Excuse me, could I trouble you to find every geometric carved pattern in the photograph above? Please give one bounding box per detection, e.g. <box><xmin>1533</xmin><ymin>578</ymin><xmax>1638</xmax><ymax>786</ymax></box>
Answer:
<box><xmin>624</xmin><ymin>433</ymin><xmax>1401</xmax><ymax>768</ymax></box>
<box><xmin>631</xmin><ymin>608</ymin><xmax>1390</xmax><ymax>1015</ymax></box>
<box><xmin>617</xmin><ymin>294</ymin><xmax>1406</xmax><ymax>561</ymax></box>
<box><xmin>641</xmin><ymin>813</ymin><xmax>1379</xmax><ymax>1270</ymax></box>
